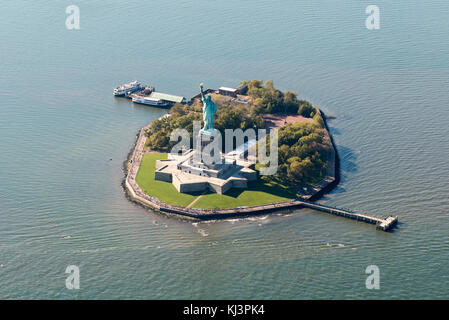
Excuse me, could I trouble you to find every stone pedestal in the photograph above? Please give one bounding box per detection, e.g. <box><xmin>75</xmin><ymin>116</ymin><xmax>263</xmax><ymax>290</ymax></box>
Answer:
<box><xmin>194</xmin><ymin>130</ymin><xmax>220</xmax><ymax>167</ymax></box>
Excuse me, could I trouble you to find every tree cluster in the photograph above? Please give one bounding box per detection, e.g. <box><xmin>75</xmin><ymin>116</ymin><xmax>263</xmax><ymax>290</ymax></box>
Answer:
<box><xmin>275</xmin><ymin>120</ymin><xmax>331</xmax><ymax>186</ymax></box>
<box><xmin>243</xmin><ymin>80</ymin><xmax>315</xmax><ymax>117</ymax></box>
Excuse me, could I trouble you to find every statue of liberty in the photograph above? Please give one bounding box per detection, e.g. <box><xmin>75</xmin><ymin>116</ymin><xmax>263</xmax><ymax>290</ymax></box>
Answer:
<box><xmin>199</xmin><ymin>83</ymin><xmax>217</xmax><ymax>134</ymax></box>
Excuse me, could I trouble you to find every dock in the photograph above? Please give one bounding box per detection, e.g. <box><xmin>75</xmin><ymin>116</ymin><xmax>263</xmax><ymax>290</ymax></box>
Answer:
<box><xmin>296</xmin><ymin>200</ymin><xmax>398</xmax><ymax>231</ymax></box>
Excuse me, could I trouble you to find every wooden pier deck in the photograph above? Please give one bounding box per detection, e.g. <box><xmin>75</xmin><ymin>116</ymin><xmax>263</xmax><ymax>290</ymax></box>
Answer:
<box><xmin>296</xmin><ymin>200</ymin><xmax>398</xmax><ymax>231</ymax></box>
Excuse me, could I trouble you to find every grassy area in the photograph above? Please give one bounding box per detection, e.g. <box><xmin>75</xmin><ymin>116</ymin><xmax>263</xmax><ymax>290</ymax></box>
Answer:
<box><xmin>193</xmin><ymin>179</ymin><xmax>296</xmax><ymax>209</ymax></box>
<box><xmin>135</xmin><ymin>153</ymin><xmax>198</xmax><ymax>207</ymax></box>
<box><xmin>135</xmin><ymin>152</ymin><xmax>297</xmax><ymax>209</ymax></box>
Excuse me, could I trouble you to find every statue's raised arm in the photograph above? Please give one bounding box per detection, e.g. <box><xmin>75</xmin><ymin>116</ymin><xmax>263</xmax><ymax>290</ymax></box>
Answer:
<box><xmin>199</xmin><ymin>83</ymin><xmax>205</xmax><ymax>101</ymax></box>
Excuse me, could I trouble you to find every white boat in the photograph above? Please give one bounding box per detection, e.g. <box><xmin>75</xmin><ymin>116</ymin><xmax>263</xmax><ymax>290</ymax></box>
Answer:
<box><xmin>113</xmin><ymin>81</ymin><xmax>142</xmax><ymax>96</ymax></box>
<box><xmin>132</xmin><ymin>96</ymin><xmax>169</xmax><ymax>108</ymax></box>
<box><xmin>125</xmin><ymin>86</ymin><xmax>155</xmax><ymax>99</ymax></box>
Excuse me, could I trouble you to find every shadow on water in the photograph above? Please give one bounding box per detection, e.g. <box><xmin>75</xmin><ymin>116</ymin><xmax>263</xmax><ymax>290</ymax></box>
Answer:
<box><xmin>338</xmin><ymin>145</ymin><xmax>358</xmax><ymax>183</ymax></box>
<box><xmin>318</xmin><ymin>144</ymin><xmax>357</xmax><ymax>200</ymax></box>
<box><xmin>320</xmin><ymin>185</ymin><xmax>346</xmax><ymax>198</ymax></box>
<box><xmin>390</xmin><ymin>220</ymin><xmax>405</xmax><ymax>231</ymax></box>
<box><xmin>328</xmin><ymin>125</ymin><xmax>341</xmax><ymax>136</ymax></box>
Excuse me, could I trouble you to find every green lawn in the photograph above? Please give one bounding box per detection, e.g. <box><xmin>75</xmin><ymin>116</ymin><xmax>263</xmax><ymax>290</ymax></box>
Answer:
<box><xmin>135</xmin><ymin>153</ymin><xmax>198</xmax><ymax>207</ymax></box>
<box><xmin>193</xmin><ymin>179</ymin><xmax>296</xmax><ymax>209</ymax></box>
<box><xmin>135</xmin><ymin>152</ymin><xmax>297</xmax><ymax>209</ymax></box>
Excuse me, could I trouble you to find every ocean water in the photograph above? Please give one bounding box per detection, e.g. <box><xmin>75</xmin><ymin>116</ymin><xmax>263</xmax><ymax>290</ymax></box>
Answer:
<box><xmin>0</xmin><ymin>0</ymin><xmax>448</xmax><ymax>299</ymax></box>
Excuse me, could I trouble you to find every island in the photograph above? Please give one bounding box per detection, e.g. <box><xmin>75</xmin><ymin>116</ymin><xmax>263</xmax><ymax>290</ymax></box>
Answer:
<box><xmin>123</xmin><ymin>80</ymin><xmax>398</xmax><ymax>231</ymax></box>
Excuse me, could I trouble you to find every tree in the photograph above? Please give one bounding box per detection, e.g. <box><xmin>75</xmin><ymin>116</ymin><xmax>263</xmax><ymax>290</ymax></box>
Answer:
<box><xmin>298</xmin><ymin>101</ymin><xmax>316</xmax><ymax>118</ymax></box>
<box><xmin>169</xmin><ymin>102</ymin><xmax>187</xmax><ymax>116</ymax></box>
<box><xmin>283</xmin><ymin>91</ymin><xmax>299</xmax><ymax>114</ymax></box>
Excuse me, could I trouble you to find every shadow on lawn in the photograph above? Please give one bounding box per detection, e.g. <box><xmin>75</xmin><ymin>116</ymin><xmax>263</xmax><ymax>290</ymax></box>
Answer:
<box><xmin>183</xmin><ymin>177</ymin><xmax>297</xmax><ymax>200</ymax></box>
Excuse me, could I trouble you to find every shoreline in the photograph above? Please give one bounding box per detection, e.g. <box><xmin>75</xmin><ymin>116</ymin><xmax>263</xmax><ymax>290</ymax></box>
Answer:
<box><xmin>308</xmin><ymin>109</ymin><xmax>340</xmax><ymax>201</ymax></box>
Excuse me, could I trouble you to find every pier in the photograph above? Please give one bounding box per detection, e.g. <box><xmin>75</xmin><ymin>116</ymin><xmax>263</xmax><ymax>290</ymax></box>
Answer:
<box><xmin>296</xmin><ymin>200</ymin><xmax>398</xmax><ymax>231</ymax></box>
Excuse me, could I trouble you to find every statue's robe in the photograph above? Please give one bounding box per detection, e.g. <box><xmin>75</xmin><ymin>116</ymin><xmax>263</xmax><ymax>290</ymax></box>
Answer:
<box><xmin>202</xmin><ymin>98</ymin><xmax>217</xmax><ymax>131</ymax></box>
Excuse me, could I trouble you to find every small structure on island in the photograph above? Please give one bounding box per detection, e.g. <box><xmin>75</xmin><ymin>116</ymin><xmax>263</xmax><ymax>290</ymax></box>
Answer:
<box><xmin>149</xmin><ymin>92</ymin><xmax>187</xmax><ymax>105</ymax></box>
<box><xmin>218</xmin><ymin>86</ymin><xmax>238</xmax><ymax>97</ymax></box>
<box><xmin>154</xmin><ymin>83</ymin><xmax>257</xmax><ymax>194</ymax></box>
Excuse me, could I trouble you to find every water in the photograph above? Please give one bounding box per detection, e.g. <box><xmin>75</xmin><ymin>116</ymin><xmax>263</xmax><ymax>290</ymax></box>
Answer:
<box><xmin>1</xmin><ymin>0</ymin><xmax>448</xmax><ymax>299</ymax></box>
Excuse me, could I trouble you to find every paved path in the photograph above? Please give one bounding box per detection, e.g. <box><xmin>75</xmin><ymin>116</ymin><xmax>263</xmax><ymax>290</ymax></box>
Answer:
<box><xmin>186</xmin><ymin>194</ymin><xmax>204</xmax><ymax>209</ymax></box>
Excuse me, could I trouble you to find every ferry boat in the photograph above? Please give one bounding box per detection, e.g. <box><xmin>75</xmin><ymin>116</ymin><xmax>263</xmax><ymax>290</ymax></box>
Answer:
<box><xmin>125</xmin><ymin>86</ymin><xmax>155</xmax><ymax>99</ymax></box>
<box><xmin>113</xmin><ymin>81</ymin><xmax>143</xmax><ymax>96</ymax></box>
<box><xmin>132</xmin><ymin>96</ymin><xmax>169</xmax><ymax>108</ymax></box>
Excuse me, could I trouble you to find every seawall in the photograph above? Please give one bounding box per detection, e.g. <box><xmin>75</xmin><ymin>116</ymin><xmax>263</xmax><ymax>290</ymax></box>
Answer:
<box><xmin>307</xmin><ymin>109</ymin><xmax>341</xmax><ymax>201</ymax></box>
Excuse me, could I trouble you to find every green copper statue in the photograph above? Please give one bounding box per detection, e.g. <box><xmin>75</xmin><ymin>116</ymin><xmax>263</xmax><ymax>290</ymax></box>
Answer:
<box><xmin>199</xmin><ymin>83</ymin><xmax>217</xmax><ymax>134</ymax></box>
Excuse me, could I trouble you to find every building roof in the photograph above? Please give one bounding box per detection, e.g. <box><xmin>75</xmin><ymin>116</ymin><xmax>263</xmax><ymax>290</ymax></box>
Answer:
<box><xmin>219</xmin><ymin>87</ymin><xmax>237</xmax><ymax>92</ymax></box>
<box><xmin>149</xmin><ymin>92</ymin><xmax>185</xmax><ymax>103</ymax></box>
